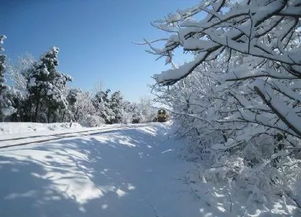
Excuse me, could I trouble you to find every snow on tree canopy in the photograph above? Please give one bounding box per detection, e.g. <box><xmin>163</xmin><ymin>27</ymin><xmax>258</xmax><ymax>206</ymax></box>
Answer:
<box><xmin>150</xmin><ymin>1</ymin><xmax>301</xmax><ymax>215</ymax></box>
<box><xmin>0</xmin><ymin>35</ymin><xmax>14</xmax><ymax>120</ymax></box>
<box><xmin>26</xmin><ymin>47</ymin><xmax>72</xmax><ymax>122</ymax></box>
<box><xmin>0</xmin><ymin>35</ymin><xmax>7</xmax><ymax>93</ymax></box>
<box><xmin>148</xmin><ymin>0</ymin><xmax>301</xmax><ymax>138</ymax></box>
<box><xmin>147</xmin><ymin>0</ymin><xmax>301</xmax><ymax>85</ymax></box>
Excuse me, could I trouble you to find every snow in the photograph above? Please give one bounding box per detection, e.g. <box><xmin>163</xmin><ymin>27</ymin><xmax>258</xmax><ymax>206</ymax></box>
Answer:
<box><xmin>1</xmin><ymin>122</ymin><xmax>300</xmax><ymax>216</ymax></box>
<box><xmin>0</xmin><ymin>122</ymin><xmax>202</xmax><ymax>217</ymax></box>
<box><xmin>154</xmin><ymin>53</ymin><xmax>206</xmax><ymax>84</ymax></box>
<box><xmin>0</xmin><ymin>122</ymin><xmax>134</xmax><ymax>148</ymax></box>
<box><xmin>149</xmin><ymin>0</ymin><xmax>301</xmax><ymax>85</ymax></box>
<box><xmin>0</xmin><ymin>122</ymin><xmax>84</xmax><ymax>136</ymax></box>
<box><xmin>255</xmin><ymin>80</ymin><xmax>301</xmax><ymax>138</ymax></box>
<box><xmin>0</xmin><ymin>122</ymin><xmax>96</xmax><ymax>145</ymax></box>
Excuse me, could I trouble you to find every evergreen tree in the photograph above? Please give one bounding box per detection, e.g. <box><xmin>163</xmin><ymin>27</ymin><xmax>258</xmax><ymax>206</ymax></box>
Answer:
<box><xmin>0</xmin><ymin>35</ymin><xmax>14</xmax><ymax>121</ymax></box>
<box><xmin>92</xmin><ymin>89</ymin><xmax>114</xmax><ymax>124</ymax></box>
<box><xmin>26</xmin><ymin>47</ymin><xmax>71</xmax><ymax>122</ymax></box>
<box><xmin>67</xmin><ymin>88</ymin><xmax>82</xmax><ymax>121</ymax></box>
<box><xmin>0</xmin><ymin>36</ymin><xmax>6</xmax><ymax>95</ymax></box>
<box><xmin>110</xmin><ymin>91</ymin><xmax>123</xmax><ymax>124</ymax></box>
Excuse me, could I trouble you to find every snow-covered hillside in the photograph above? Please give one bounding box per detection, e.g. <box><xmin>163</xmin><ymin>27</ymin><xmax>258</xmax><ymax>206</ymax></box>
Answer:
<box><xmin>0</xmin><ymin>122</ymin><xmax>201</xmax><ymax>217</ymax></box>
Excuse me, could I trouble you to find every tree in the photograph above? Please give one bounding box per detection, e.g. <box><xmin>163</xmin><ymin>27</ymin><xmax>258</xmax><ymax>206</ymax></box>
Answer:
<box><xmin>7</xmin><ymin>54</ymin><xmax>35</xmax><ymax>94</ymax></box>
<box><xmin>26</xmin><ymin>47</ymin><xmax>71</xmax><ymax>122</ymax></box>
<box><xmin>121</xmin><ymin>100</ymin><xmax>137</xmax><ymax>123</ymax></box>
<box><xmin>92</xmin><ymin>89</ymin><xmax>114</xmax><ymax>124</ymax></box>
<box><xmin>136</xmin><ymin>98</ymin><xmax>156</xmax><ymax>123</ymax></box>
<box><xmin>0</xmin><ymin>36</ymin><xmax>6</xmax><ymax>95</ymax></box>
<box><xmin>147</xmin><ymin>0</ymin><xmax>301</xmax><ymax>214</ymax></box>
<box><xmin>110</xmin><ymin>91</ymin><xmax>123</xmax><ymax>124</ymax></box>
<box><xmin>147</xmin><ymin>0</ymin><xmax>301</xmax><ymax>138</ymax></box>
<box><xmin>6</xmin><ymin>55</ymin><xmax>35</xmax><ymax>121</ymax></box>
<box><xmin>67</xmin><ymin>89</ymin><xmax>104</xmax><ymax>127</ymax></box>
<box><xmin>0</xmin><ymin>35</ymin><xmax>14</xmax><ymax>121</ymax></box>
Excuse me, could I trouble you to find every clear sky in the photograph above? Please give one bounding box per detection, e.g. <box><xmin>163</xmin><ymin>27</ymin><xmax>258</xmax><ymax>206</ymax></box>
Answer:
<box><xmin>0</xmin><ymin>0</ymin><xmax>199</xmax><ymax>101</ymax></box>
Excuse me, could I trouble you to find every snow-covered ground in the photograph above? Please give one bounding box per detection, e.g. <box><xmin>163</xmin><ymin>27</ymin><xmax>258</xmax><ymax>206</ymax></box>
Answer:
<box><xmin>0</xmin><ymin>122</ymin><xmax>202</xmax><ymax>217</ymax></box>
<box><xmin>0</xmin><ymin>122</ymin><xmax>129</xmax><ymax>149</ymax></box>
<box><xmin>0</xmin><ymin>122</ymin><xmax>85</xmax><ymax>136</ymax></box>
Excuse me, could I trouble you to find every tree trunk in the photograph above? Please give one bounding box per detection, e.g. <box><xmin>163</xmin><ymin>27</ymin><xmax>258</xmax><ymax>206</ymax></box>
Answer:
<box><xmin>34</xmin><ymin>97</ymin><xmax>41</xmax><ymax>122</ymax></box>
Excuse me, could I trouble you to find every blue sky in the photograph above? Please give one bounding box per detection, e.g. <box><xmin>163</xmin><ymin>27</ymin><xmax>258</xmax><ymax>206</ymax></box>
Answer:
<box><xmin>0</xmin><ymin>0</ymin><xmax>199</xmax><ymax>101</ymax></box>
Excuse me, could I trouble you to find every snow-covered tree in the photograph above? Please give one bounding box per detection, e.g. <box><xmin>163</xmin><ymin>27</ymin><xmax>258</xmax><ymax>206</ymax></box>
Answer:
<box><xmin>147</xmin><ymin>0</ymin><xmax>301</xmax><ymax>214</ymax></box>
<box><xmin>67</xmin><ymin>88</ymin><xmax>104</xmax><ymax>127</ymax></box>
<box><xmin>148</xmin><ymin>0</ymin><xmax>301</xmax><ymax>138</ymax></box>
<box><xmin>0</xmin><ymin>35</ymin><xmax>14</xmax><ymax>121</ymax></box>
<box><xmin>110</xmin><ymin>91</ymin><xmax>124</xmax><ymax>124</ymax></box>
<box><xmin>120</xmin><ymin>100</ymin><xmax>135</xmax><ymax>123</ymax></box>
<box><xmin>120</xmin><ymin>101</ymin><xmax>138</xmax><ymax>124</ymax></box>
<box><xmin>148</xmin><ymin>0</ymin><xmax>301</xmax><ymax>153</ymax></box>
<box><xmin>7</xmin><ymin>54</ymin><xmax>35</xmax><ymax>94</ymax></box>
<box><xmin>92</xmin><ymin>89</ymin><xmax>115</xmax><ymax>124</ymax></box>
<box><xmin>130</xmin><ymin>104</ymin><xmax>142</xmax><ymax>124</ymax></box>
<box><xmin>0</xmin><ymin>35</ymin><xmax>7</xmax><ymax>120</ymax></box>
<box><xmin>26</xmin><ymin>47</ymin><xmax>71</xmax><ymax>122</ymax></box>
<box><xmin>136</xmin><ymin>98</ymin><xmax>157</xmax><ymax>123</ymax></box>
<box><xmin>6</xmin><ymin>55</ymin><xmax>35</xmax><ymax>121</ymax></box>
<box><xmin>0</xmin><ymin>36</ymin><xmax>6</xmax><ymax>94</ymax></box>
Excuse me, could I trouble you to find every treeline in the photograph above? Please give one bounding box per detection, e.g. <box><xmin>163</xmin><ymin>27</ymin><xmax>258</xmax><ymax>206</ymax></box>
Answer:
<box><xmin>0</xmin><ymin>37</ymin><xmax>156</xmax><ymax>126</ymax></box>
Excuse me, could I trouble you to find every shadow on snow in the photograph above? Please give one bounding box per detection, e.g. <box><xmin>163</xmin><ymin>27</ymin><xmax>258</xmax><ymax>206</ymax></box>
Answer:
<box><xmin>0</xmin><ymin>123</ymin><xmax>200</xmax><ymax>217</ymax></box>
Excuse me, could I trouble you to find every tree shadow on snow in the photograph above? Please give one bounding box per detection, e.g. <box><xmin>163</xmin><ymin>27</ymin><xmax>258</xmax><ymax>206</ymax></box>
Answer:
<box><xmin>0</xmin><ymin>124</ymin><xmax>187</xmax><ymax>217</ymax></box>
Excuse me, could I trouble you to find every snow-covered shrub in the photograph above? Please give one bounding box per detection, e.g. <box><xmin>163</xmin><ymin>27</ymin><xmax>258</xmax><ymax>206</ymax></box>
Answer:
<box><xmin>121</xmin><ymin>101</ymin><xmax>137</xmax><ymax>124</ymax></box>
<box><xmin>121</xmin><ymin>98</ymin><xmax>156</xmax><ymax>124</ymax></box>
<box><xmin>67</xmin><ymin>89</ymin><xmax>105</xmax><ymax>127</ymax></box>
<box><xmin>80</xmin><ymin>114</ymin><xmax>104</xmax><ymax>127</ymax></box>
<box><xmin>136</xmin><ymin>98</ymin><xmax>157</xmax><ymax>123</ymax></box>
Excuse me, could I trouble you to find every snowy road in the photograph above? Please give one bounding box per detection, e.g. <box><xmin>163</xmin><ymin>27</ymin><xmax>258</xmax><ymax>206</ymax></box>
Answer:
<box><xmin>0</xmin><ymin>123</ymin><xmax>201</xmax><ymax>217</ymax></box>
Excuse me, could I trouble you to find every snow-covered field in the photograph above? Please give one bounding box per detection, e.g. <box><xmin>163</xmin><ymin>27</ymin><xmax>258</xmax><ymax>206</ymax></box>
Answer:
<box><xmin>0</xmin><ymin>122</ymin><xmax>202</xmax><ymax>217</ymax></box>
